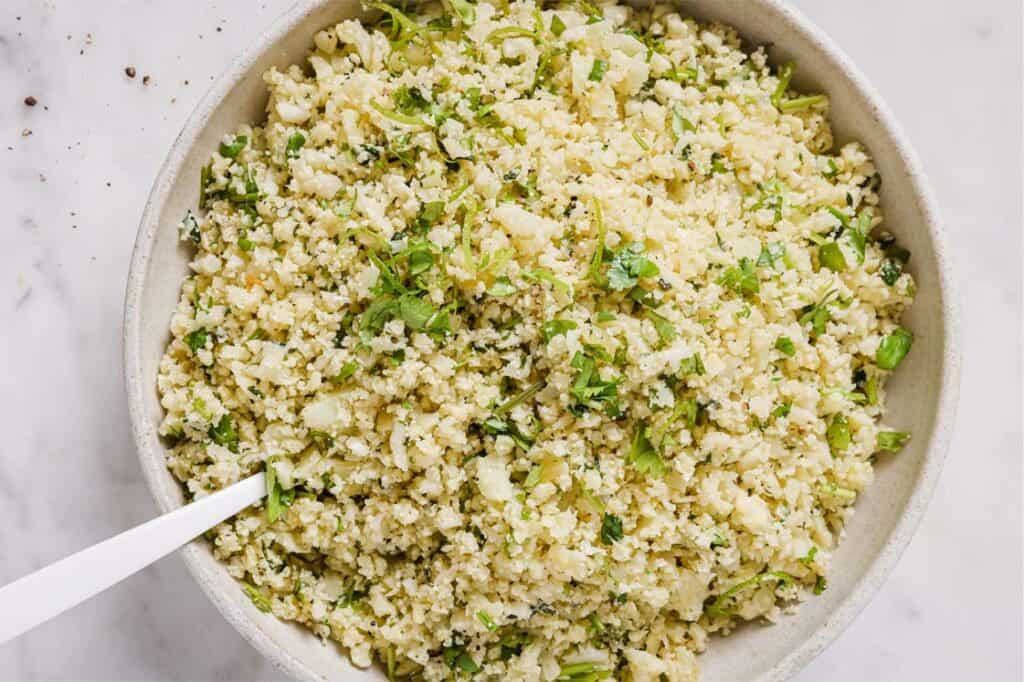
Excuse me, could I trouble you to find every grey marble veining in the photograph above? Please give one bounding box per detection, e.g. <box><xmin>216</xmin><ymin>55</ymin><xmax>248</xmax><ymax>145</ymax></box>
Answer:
<box><xmin>0</xmin><ymin>0</ymin><xmax>1020</xmax><ymax>680</ymax></box>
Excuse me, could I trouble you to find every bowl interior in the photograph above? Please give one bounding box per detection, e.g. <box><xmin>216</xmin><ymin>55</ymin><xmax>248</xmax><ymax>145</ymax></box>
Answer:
<box><xmin>125</xmin><ymin>1</ymin><xmax>958</xmax><ymax>680</ymax></box>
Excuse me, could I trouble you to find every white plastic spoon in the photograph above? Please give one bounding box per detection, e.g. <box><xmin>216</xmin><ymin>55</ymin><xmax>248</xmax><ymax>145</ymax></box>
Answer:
<box><xmin>0</xmin><ymin>472</ymin><xmax>266</xmax><ymax>645</ymax></box>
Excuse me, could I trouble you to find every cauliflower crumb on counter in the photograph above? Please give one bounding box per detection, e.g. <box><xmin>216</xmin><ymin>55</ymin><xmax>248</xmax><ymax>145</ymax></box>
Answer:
<box><xmin>157</xmin><ymin>1</ymin><xmax>916</xmax><ymax>679</ymax></box>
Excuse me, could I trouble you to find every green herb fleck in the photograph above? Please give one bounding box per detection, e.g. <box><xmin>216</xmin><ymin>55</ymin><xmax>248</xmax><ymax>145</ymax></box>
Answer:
<box><xmin>775</xmin><ymin>336</ymin><xmax>796</xmax><ymax>357</ymax></box>
<box><xmin>626</xmin><ymin>425</ymin><xmax>666</xmax><ymax>477</ymax></box>
<box><xmin>184</xmin><ymin>328</ymin><xmax>208</xmax><ymax>354</ymax></box>
<box><xmin>645</xmin><ymin>309</ymin><xmax>677</xmax><ymax>345</ymax></box>
<box><xmin>541</xmin><ymin>319</ymin><xmax>578</xmax><ymax>343</ymax></box>
<box><xmin>607</xmin><ymin>243</ymin><xmax>659</xmax><ymax>291</ymax></box>
<box><xmin>285</xmin><ymin>132</ymin><xmax>305</xmax><ymax>158</ymax></box>
<box><xmin>550</xmin><ymin>13</ymin><xmax>566</xmax><ymax>36</ymax></box>
<box><xmin>717</xmin><ymin>257</ymin><xmax>759</xmax><ymax>297</ymax></box>
<box><xmin>219</xmin><ymin>135</ymin><xmax>247</xmax><ymax>159</ymax></box>
<box><xmin>569</xmin><ymin>351</ymin><xmax>621</xmax><ymax>417</ymax></box>
<box><xmin>243</xmin><ymin>582</ymin><xmax>272</xmax><ymax>613</ymax></box>
<box><xmin>477</xmin><ymin>610</ymin><xmax>498</xmax><ymax>632</ymax></box>
<box><xmin>705</xmin><ymin>571</ymin><xmax>793</xmax><ymax>618</ymax></box>
<box><xmin>487</xmin><ymin>276</ymin><xmax>517</xmax><ymax>298</ymax></box>
<box><xmin>208</xmin><ymin>414</ymin><xmax>239</xmax><ymax>453</ymax></box>
<box><xmin>600</xmin><ymin>513</ymin><xmax>624</xmax><ymax>544</ymax></box>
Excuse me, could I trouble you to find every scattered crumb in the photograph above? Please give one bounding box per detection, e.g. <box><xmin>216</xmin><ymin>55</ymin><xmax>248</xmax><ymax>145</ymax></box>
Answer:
<box><xmin>143</xmin><ymin>75</ymin><xmax>151</xmax><ymax>85</ymax></box>
<box><xmin>21</xmin><ymin>129</ymin><xmax>32</xmax><ymax>137</ymax></box>
<box><xmin>125</xmin><ymin>66</ymin><xmax>137</xmax><ymax>78</ymax></box>
<box><xmin>24</xmin><ymin>96</ymin><xmax>37</xmax><ymax>106</ymax></box>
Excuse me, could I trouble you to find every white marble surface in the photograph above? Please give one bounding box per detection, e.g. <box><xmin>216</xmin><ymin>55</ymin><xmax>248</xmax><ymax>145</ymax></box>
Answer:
<box><xmin>0</xmin><ymin>0</ymin><xmax>1019</xmax><ymax>680</ymax></box>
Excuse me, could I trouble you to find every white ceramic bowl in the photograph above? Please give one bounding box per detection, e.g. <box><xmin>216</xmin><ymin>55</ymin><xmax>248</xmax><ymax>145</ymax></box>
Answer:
<box><xmin>124</xmin><ymin>1</ymin><xmax>961</xmax><ymax>679</ymax></box>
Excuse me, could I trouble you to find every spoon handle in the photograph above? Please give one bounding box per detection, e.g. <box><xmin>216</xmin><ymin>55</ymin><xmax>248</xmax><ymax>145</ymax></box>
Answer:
<box><xmin>0</xmin><ymin>472</ymin><xmax>266</xmax><ymax>644</ymax></box>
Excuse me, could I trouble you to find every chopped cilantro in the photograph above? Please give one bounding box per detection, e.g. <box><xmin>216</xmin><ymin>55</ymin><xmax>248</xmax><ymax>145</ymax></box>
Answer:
<box><xmin>588</xmin><ymin>200</ymin><xmax>608</xmax><ymax>286</ymax></box>
<box><xmin>493</xmin><ymin>380</ymin><xmax>545</xmax><ymax>417</ymax></box>
<box><xmin>541</xmin><ymin>319</ymin><xmax>577</xmax><ymax>343</ymax></box>
<box><xmin>607</xmin><ymin>243</ymin><xmax>659</xmax><ymax>291</ymax></box>
<box><xmin>880</xmin><ymin>259</ymin><xmax>903</xmax><ymax>285</ymax></box>
<box><xmin>588</xmin><ymin>59</ymin><xmax>608</xmax><ymax>82</ymax></box>
<box><xmin>600</xmin><ymin>513</ymin><xmax>624</xmax><ymax>544</ymax></box>
<box><xmin>705</xmin><ymin>570</ymin><xmax>793</xmax><ymax>618</ymax></box>
<box><xmin>569</xmin><ymin>351</ymin><xmax>621</xmax><ymax>417</ymax></box>
<box><xmin>184</xmin><ymin>328</ymin><xmax>208</xmax><ymax>354</ymax></box>
<box><xmin>774</xmin><ymin>336</ymin><xmax>796</xmax><ymax>357</ymax></box>
<box><xmin>671</xmin><ymin>103</ymin><xmax>696</xmax><ymax>140</ymax></box>
<box><xmin>626</xmin><ymin>425</ymin><xmax>666</xmax><ymax>477</ymax></box>
<box><xmin>524</xmin><ymin>464</ymin><xmax>543</xmax><ymax>489</ymax></box>
<box><xmin>757</xmin><ymin>241</ymin><xmax>787</xmax><ymax>268</ymax></box>
<box><xmin>645</xmin><ymin>309</ymin><xmax>677</xmax><ymax>345</ymax></box>
<box><xmin>442</xmin><ymin>646</ymin><xmax>481</xmax><ymax>674</ymax></box>
<box><xmin>679</xmin><ymin>354</ymin><xmax>705</xmax><ymax>376</ymax></box>
<box><xmin>265</xmin><ymin>461</ymin><xmax>284</xmax><ymax>522</ymax></box>
<box><xmin>285</xmin><ymin>132</ymin><xmax>305</xmax><ymax>158</ymax></box>
<box><xmin>243</xmin><ymin>582</ymin><xmax>272</xmax><ymax>613</ymax></box>
<box><xmin>413</xmin><ymin>201</ymin><xmax>445</xmax><ymax>233</ymax></box>
<box><xmin>550</xmin><ymin>13</ymin><xmax>566</xmax><ymax>36</ymax></box>
<box><xmin>798</xmin><ymin>289</ymin><xmax>838</xmax><ymax>339</ymax></box>
<box><xmin>477</xmin><ymin>610</ymin><xmax>498</xmax><ymax>632</ymax></box>
<box><xmin>523</xmin><ymin>267</ymin><xmax>573</xmax><ymax>298</ymax></box>
<box><xmin>487</xmin><ymin>276</ymin><xmax>517</xmax><ymax>297</ymax></box>
<box><xmin>181</xmin><ymin>210</ymin><xmax>201</xmax><ymax>245</ymax></box>
<box><xmin>219</xmin><ymin>135</ymin><xmax>247</xmax><ymax>159</ymax></box>
<box><xmin>717</xmin><ymin>257</ymin><xmax>759</xmax><ymax>297</ymax></box>
<box><xmin>208</xmin><ymin>414</ymin><xmax>239</xmax><ymax>453</ymax></box>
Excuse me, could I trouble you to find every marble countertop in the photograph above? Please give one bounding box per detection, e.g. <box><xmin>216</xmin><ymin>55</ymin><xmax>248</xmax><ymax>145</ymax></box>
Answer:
<box><xmin>0</xmin><ymin>0</ymin><xmax>1020</xmax><ymax>680</ymax></box>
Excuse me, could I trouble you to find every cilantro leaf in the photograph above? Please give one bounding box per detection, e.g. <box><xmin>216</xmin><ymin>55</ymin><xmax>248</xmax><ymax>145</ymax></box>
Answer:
<box><xmin>184</xmin><ymin>328</ymin><xmax>208</xmax><ymax>354</ymax></box>
<box><xmin>487</xmin><ymin>276</ymin><xmax>517</xmax><ymax>297</ymax></box>
<box><xmin>540</xmin><ymin>319</ymin><xmax>577</xmax><ymax>343</ymax></box>
<box><xmin>219</xmin><ymin>135</ymin><xmax>247</xmax><ymax>159</ymax></box>
<box><xmin>626</xmin><ymin>425</ymin><xmax>666</xmax><ymax>477</ymax></box>
<box><xmin>717</xmin><ymin>257</ymin><xmax>759</xmax><ymax>297</ymax></box>
<box><xmin>607</xmin><ymin>243</ymin><xmax>659</xmax><ymax>291</ymax></box>
<box><xmin>600</xmin><ymin>513</ymin><xmax>624</xmax><ymax>544</ymax></box>
<box><xmin>774</xmin><ymin>336</ymin><xmax>796</xmax><ymax>357</ymax></box>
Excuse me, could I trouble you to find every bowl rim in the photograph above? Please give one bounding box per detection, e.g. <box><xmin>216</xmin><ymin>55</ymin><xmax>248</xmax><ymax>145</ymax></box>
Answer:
<box><xmin>123</xmin><ymin>1</ymin><xmax>961</xmax><ymax>680</ymax></box>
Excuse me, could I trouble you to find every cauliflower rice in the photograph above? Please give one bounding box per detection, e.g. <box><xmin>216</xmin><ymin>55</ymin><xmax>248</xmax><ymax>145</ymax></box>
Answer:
<box><xmin>157</xmin><ymin>1</ymin><xmax>917</xmax><ymax>679</ymax></box>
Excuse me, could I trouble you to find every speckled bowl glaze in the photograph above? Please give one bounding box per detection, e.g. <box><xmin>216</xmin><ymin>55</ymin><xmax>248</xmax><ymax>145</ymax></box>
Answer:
<box><xmin>124</xmin><ymin>1</ymin><xmax>960</xmax><ymax>679</ymax></box>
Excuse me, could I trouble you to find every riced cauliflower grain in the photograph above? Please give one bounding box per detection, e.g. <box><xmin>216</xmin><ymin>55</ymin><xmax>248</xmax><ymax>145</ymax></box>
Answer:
<box><xmin>157</xmin><ymin>1</ymin><xmax>916</xmax><ymax>679</ymax></box>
